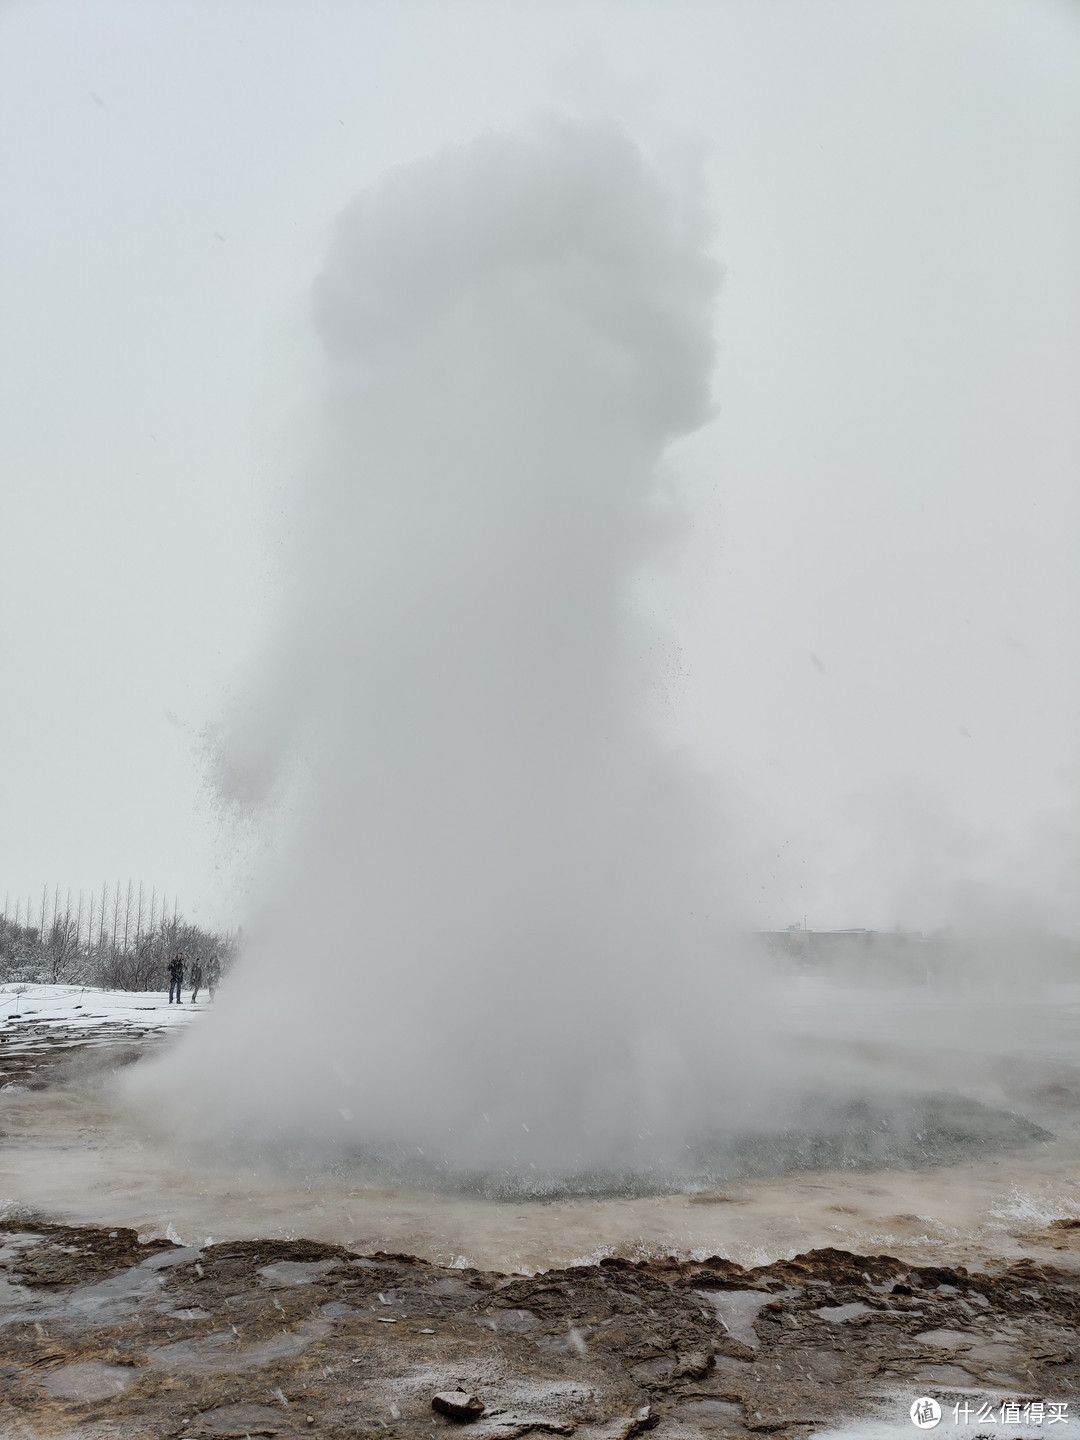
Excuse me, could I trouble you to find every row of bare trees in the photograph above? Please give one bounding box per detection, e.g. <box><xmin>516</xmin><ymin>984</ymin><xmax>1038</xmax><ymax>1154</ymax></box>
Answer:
<box><xmin>0</xmin><ymin>883</ymin><xmax>239</xmax><ymax>991</ymax></box>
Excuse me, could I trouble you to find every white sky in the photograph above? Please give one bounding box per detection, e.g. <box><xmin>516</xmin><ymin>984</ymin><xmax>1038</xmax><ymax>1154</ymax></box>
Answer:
<box><xmin>1</xmin><ymin>0</ymin><xmax>1078</xmax><ymax>932</ymax></box>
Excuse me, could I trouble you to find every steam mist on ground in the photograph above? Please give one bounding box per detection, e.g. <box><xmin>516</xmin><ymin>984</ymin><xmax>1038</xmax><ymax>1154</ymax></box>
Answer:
<box><xmin>132</xmin><ymin>115</ymin><xmax>1077</xmax><ymax>1196</ymax></box>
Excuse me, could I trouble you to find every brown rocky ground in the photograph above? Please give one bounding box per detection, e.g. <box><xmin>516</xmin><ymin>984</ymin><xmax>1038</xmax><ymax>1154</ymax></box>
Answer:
<box><xmin>2</xmin><ymin>1215</ymin><xmax>1079</xmax><ymax>1440</ymax></box>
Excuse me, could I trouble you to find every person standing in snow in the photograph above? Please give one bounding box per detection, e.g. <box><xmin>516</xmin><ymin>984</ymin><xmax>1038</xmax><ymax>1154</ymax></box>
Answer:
<box><xmin>168</xmin><ymin>951</ymin><xmax>184</xmax><ymax>1004</ymax></box>
<box><xmin>189</xmin><ymin>956</ymin><xmax>204</xmax><ymax>1003</ymax></box>
<box><xmin>207</xmin><ymin>955</ymin><xmax>221</xmax><ymax>1002</ymax></box>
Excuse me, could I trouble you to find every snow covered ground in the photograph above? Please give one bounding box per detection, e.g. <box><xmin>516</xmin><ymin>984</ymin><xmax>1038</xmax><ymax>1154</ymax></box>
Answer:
<box><xmin>0</xmin><ymin>982</ymin><xmax>205</xmax><ymax>1032</ymax></box>
<box><xmin>0</xmin><ymin>984</ymin><xmax>204</xmax><ymax>1090</ymax></box>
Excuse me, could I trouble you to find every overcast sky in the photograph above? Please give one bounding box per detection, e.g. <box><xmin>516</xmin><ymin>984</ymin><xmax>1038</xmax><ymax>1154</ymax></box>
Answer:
<box><xmin>2</xmin><ymin>0</ymin><xmax>1078</xmax><ymax>933</ymax></box>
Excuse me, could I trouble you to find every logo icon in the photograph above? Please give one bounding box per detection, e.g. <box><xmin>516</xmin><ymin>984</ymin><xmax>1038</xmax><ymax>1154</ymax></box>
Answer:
<box><xmin>910</xmin><ymin>1398</ymin><xmax>942</xmax><ymax>1429</ymax></box>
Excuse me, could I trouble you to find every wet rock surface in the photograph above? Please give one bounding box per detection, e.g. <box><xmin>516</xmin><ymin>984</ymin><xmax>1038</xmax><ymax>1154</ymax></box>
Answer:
<box><xmin>2</xmin><ymin>1218</ymin><xmax>1079</xmax><ymax>1438</ymax></box>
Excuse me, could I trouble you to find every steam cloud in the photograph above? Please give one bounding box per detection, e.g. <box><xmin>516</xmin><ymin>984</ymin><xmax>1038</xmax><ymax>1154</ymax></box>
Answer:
<box><xmin>139</xmin><ymin>118</ymin><xmax>773</xmax><ymax>1180</ymax></box>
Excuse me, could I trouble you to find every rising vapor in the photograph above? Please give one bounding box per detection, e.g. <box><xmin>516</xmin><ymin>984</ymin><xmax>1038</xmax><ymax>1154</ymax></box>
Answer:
<box><xmin>135</xmin><ymin>117</ymin><xmax>774</xmax><ymax>1182</ymax></box>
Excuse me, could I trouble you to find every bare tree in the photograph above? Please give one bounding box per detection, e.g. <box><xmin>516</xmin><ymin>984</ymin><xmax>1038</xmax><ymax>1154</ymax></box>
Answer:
<box><xmin>45</xmin><ymin>909</ymin><xmax>80</xmax><ymax>984</ymax></box>
<box><xmin>122</xmin><ymin>879</ymin><xmax>133</xmax><ymax>954</ymax></box>
<box><xmin>4</xmin><ymin>881</ymin><xmax>235</xmax><ymax>991</ymax></box>
<box><xmin>98</xmin><ymin>880</ymin><xmax>109</xmax><ymax>951</ymax></box>
<box><xmin>111</xmin><ymin>880</ymin><xmax>122</xmax><ymax>957</ymax></box>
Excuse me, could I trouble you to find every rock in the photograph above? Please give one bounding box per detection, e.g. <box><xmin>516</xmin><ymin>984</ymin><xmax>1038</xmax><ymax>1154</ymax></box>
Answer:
<box><xmin>674</xmin><ymin>1349</ymin><xmax>712</xmax><ymax>1378</ymax></box>
<box><xmin>432</xmin><ymin>1389</ymin><xmax>485</xmax><ymax>1422</ymax></box>
<box><xmin>626</xmin><ymin>1405</ymin><xmax>658</xmax><ymax>1435</ymax></box>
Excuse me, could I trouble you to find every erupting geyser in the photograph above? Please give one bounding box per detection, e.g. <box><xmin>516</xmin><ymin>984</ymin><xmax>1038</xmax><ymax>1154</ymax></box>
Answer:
<box><xmin>136</xmin><ymin>117</ymin><xmax>772</xmax><ymax>1183</ymax></box>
